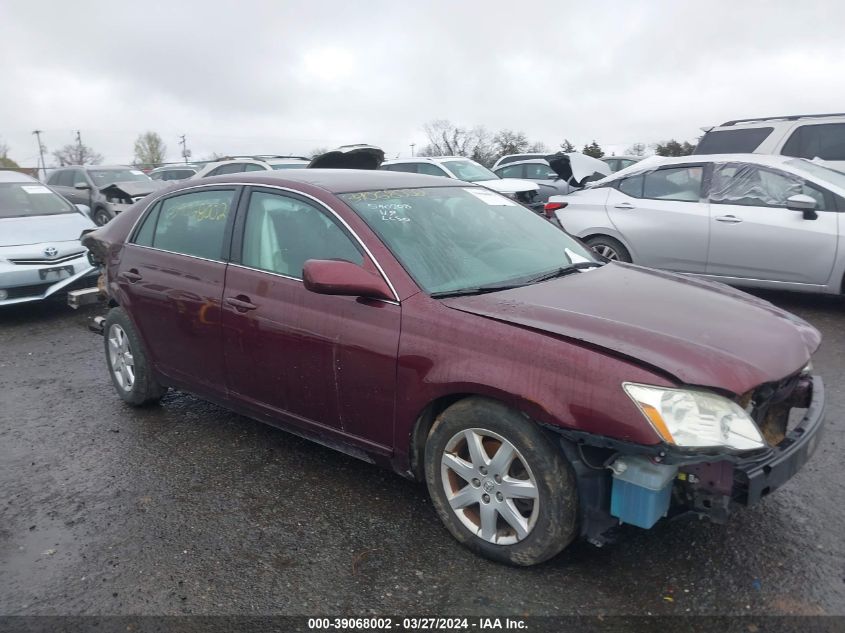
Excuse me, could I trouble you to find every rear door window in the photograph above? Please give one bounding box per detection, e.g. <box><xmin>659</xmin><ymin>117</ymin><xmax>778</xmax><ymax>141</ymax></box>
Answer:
<box><xmin>416</xmin><ymin>163</ymin><xmax>448</xmax><ymax>176</ymax></box>
<box><xmin>643</xmin><ymin>167</ymin><xmax>703</xmax><ymax>201</ymax></box>
<box><xmin>208</xmin><ymin>163</ymin><xmax>246</xmax><ymax>176</ymax></box>
<box><xmin>142</xmin><ymin>189</ymin><xmax>236</xmax><ymax>260</ymax></box>
<box><xmin>694</xmin><ymin>127</ymin><xmax>773</xmax><ymax>154</ymax></box>
<box><xmin>781</xmin><ymin>123</ymin><xmax>845</xmax><ymax>161</ymax></box>
<box><xmin>498</xmin><ymin>165</ymin><xmax>524</xmax><ymax>178</ymax></box>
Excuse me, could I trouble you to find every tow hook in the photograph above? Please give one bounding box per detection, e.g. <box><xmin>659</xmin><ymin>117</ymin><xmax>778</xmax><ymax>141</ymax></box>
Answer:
<box><xmin>89</xmin><ymin>316</ymin><xmax>105</xmax><ymax>336</ymax></box>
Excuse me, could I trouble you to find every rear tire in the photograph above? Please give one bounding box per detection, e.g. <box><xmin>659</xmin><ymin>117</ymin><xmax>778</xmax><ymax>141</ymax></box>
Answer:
<box><xmin>424</xmin><ymin>397</ymin><xmax>577</xmax><ymax>566</ymax></box>
<box><xmin>586</xmin><ymin>235</ymin><xmax>631</xmax><ymax>262</ymax></box>
<box><xmin>103</xmin><ymin>307</ymin><xmax>166</xmax><ymax>406</ymax></box>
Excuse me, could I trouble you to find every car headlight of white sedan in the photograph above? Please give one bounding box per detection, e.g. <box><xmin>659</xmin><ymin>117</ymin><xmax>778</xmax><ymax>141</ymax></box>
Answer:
<box><xmin>623</xmin><ymin>382</ymin><xmax>765</xmax><ymax>451</ymax></box>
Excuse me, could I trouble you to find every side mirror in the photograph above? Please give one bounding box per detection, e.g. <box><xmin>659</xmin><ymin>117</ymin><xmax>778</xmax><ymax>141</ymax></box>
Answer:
<box><xmin>75</xmin><ymin>204</ymin><xmax>91</xmax><ymax>218</ymax></box>
<box><xmin>786</xmin><ymin>194</ymin><xmax>818</xmax><ymax>220</ymax></box>
<box><xmin>302</xmin><ymin>259</ymin><xmax>394</xmax><ymax>301</ymax></box>
<box><xmin>74</xmin><ymin>182</ymin><xmax>91</xmax><ymax>190</ymax></box>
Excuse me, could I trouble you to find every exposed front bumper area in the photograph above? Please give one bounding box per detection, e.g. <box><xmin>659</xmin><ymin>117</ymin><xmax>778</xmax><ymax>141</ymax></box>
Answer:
<box><xmin>553</xmin><ymin>375</ymin><xmax>826</xmax><ymax>544</ymax></box>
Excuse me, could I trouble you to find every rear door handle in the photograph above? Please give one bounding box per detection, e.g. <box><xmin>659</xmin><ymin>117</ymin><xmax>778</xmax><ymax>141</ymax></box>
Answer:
<box><xmin>225</xmin><ymin>295</ymin><xmax>257</xmax><ymax>312</ymax></box>
<box><xmin>715</xmin><ymin>215</ymin><xmax>743</xmax><ymax>224</ymax></box>
<box><xmin>614</xmin><ymin>202</ymin><xmax>635</xmax><ymax>209</ymax></box>
<box><xmin>119</xmin><ymin>269</ymin><xmax>142</xmax><ymax>283</ymax></box>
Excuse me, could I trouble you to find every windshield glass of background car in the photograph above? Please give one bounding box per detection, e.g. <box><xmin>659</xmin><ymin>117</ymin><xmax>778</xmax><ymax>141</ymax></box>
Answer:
<box><xmin>0</xmin><ymin>183</ymin><xmax>75</xmax><ymax>218</ymax></box>
<box><xmin>88</xmin><ymin>169</ymin><xmax>151</xmax><ymax>186</ymax></box>
<box><xmin>441</xmin><ymin>160</ymin><xmax>499</xmax><ymax>182</ymax></box>
<box><xmin>787</xmin><ymin>158</ymin><xmax>845</xmax><ymax>191</ymax></box>
<box><xmin>340</xmin><ymin>187</ymin><xmax>598</xmax><ymax>295</ymax></box>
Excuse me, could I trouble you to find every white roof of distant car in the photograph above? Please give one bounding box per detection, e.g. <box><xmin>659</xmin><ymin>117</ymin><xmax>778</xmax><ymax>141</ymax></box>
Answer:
<box><xmin>0</xmin><ymin>170</ymin><xmax>37</xmax><ymax>183</ymax></box>
<box><xmin>382</xmin><ymin>156</ymin><xmax>476</xmax><ymax>164</ymax></box>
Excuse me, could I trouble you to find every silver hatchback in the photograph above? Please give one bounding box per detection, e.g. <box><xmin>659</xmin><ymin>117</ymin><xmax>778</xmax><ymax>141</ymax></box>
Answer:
<box><xmin>549</xmin><ymin>154</ymin><xmax>845</xmax><ymax>295</ymax></box>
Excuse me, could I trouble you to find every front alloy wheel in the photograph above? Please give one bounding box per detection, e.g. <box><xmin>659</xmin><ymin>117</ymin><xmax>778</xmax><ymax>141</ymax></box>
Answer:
<box><xmin>441</xmin><ymin>428</ymin><xmax>539</xmax><ymax>544</ymax></box>
<box><xmin>425</xmin><ymin>397</ymin><xmax>577</xmax><ymax>566</ymax></box>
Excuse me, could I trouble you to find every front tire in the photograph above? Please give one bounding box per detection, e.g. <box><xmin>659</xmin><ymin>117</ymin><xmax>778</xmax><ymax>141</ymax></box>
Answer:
<box><xmin>424</xmin><ymin>398</ymin><xmax>577</xmax><ymax>566</ymax></box>
<box><xmin>93</xmin><ymin>207</ymin><xmax>112</xmax><ymax>226</ymax></box>
<box><xmin>104</xmin><ymin>307</ymin><xmax>166</xmax><ymax>406</ymax></box>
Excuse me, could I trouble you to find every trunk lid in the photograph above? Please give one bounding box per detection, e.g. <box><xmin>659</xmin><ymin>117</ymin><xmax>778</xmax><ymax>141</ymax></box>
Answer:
<box><xmin>308</xmin><ymin>145</ymin><xmax>385</xmax><ymax>170</ymax></box>
<box><xmin>545</xmin><ymin>152</ymin><xmax>611</xmax><ymax>187</ymax></box>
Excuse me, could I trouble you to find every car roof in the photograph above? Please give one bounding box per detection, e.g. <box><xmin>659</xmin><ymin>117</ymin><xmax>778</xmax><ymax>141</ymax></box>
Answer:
<box><xmin>152</xmin><ymin>165</ymin><xmax>198</xmax><ymax>171</ymax></box>
<box><xmin>0</xmin><ymin>170</ymin><xmax>38</xmax><ymax>183</ymax></box>
<box><xmin>382</xmin><ymin>156</ymin><xmax>473</xmax><ymax>165</ymax></box>
<box><xmin>602</xmin><ymin>155</ymin><xmax>643</xmax><ymax>161</ymax></box>
<box><xmin>193</xmin><ymin>168</ymin><xmax>465</xmax><ymax>193</ymax></box>
<box><xmin>493</xmin><ymin>159</ymin><xmax>550</xmax><ymax>168</ymax></box>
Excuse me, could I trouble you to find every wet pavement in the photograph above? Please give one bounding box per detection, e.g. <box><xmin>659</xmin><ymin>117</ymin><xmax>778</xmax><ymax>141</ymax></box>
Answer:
<box><xmin>1</xmin><ymin>291</ymin><xmax>843</xmax><ymax>616</ymax></box>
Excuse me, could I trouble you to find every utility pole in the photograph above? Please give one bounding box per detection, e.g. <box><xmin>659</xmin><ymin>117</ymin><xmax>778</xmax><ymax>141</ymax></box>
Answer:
<box><xmin>178</xmin><ymin>134</ymin><xmax>191</xmax><ymax>163</ymax></box>
<box><xmin>32</xmin><ymin>130</ymin><xmax>46</xmax><ymax>180</ymax></box>
<box><xmin>410</xmin><ymin>143</ymin><xmax>415</xmax><ymax>157</ymax></box>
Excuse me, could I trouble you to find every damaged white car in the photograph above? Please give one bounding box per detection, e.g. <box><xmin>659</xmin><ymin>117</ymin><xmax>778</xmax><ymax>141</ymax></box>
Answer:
<box><xmin>0</xmin><ymin>171</ymin><xmax>98</xmax><ymax>306</ymax></box>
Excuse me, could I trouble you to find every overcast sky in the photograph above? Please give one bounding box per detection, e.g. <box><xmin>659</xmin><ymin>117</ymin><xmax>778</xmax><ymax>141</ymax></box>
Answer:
<box><xmin>1</xmin><ymin>0</ymin><xmax>843</xmax><ymax>166</ymax></box>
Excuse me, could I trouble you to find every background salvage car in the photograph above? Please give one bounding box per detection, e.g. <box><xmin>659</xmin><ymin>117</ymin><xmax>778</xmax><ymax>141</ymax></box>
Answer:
<box><xmin>47</xmin><ymin>165</ymin><xmax>163</xmax><ymax>226</ymax></box>
<box><xmin>550</xmin><ymin>154</ymin><xmax>845</xmax><ymax>294</ymax></box>
<box><xmin>0</xmin><ymin>170</ymin><xmax>97</xmax><ymax>306</ymax></box>
<box><xmin>82</xmin><ymin>168</ymin><xmax>823</xmax><ymax>566</ymax></box>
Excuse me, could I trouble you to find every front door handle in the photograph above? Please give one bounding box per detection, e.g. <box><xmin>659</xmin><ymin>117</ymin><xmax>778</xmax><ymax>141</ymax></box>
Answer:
<box><xmin>614</xmin><ymin>202</ymin><xmax>635</xmax><ymax>209</ymax></box>
<box><xmin>715</xmin><ymin>215</ymin><xmax>743</xmax><ymax>224</ymax></box>
<box><xmin>225</xmin><ymin>295</ymin><xmax>257</xmax><ymax>312</ymax></box>
<box><xmin>119</xmin><ymin>269</ymin><xmax>142</xmax><ymax>283</ymax></box>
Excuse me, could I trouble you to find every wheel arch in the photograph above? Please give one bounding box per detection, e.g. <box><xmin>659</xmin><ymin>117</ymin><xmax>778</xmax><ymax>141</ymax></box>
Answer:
<box><xmin>581</xmin><ymin>232</ymin><xmax>635</xmax><ymax>261</ymax></box>
<box><xmin>407</xmin><ymin>391</ymin><xmax>542</xmax><ymax>481</ymax></box>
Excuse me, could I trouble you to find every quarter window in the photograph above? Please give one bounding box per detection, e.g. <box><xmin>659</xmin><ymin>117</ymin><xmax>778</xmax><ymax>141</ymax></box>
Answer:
<box><xmin>243</xmin><ymin>163</ymin><xmax>266</xmax><ymax>172</ymax></box>
<box><xmin>618</xmin><ymin>174</ymin><xmax>644</xmax><ymax>198</ymax></box>
<box><xmin>781</xmin><ymin>123</ymin><xmax>845</xmax><ymax>161</ymax></box>
<box><xmin>694</xmin><ymin>127</ymin><xmax>773</xmax><ymax>154</ymax></box>
<box><xmin>137</xmin><ymin>189</ymin><xmax>235</xmax><ymax>260</ymax></box>
<box><xmin>241</xmin><ymin>191</ymin><xmax>363</xmax><ymax>279</ymax></box>
<box><xmin>643</xmin><ymin>167</ymin><xmax>703</xmax><ymax>202</ymax></box>
<box><xmin>209</xmin><ymin>163</ymin><xmax>245</xmax><ymax>176</ymax></box>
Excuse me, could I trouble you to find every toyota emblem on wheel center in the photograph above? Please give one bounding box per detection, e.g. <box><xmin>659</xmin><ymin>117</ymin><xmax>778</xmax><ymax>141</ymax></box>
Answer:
<box><xmin>44</xmin><ymin>246</ymin><xmax>58</xmax><ymax>258</ymax></box>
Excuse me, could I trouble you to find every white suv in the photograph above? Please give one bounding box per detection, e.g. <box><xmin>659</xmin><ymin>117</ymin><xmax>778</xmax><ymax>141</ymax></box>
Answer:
<box><xmin>694</xmin><ymin>113</ymin><xmax>845</xmax><ymax>171</ymax></box>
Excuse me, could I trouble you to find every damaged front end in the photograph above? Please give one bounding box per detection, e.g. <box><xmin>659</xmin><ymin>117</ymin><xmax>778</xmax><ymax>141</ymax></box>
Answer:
<box><xmin>549</xmin><ymin>370</ymin><xmax>825</xmax><ymax>546</ymax></box>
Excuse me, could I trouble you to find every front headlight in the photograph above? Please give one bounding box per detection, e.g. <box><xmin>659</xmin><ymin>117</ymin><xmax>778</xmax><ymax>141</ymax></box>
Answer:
<box><xmin>623</xmin><ymin>382</ymin><xmax>765</xmax><ymax>451</ymax></box>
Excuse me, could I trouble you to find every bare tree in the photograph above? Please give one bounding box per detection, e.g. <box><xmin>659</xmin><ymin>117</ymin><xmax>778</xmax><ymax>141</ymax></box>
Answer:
<box><xmin>492</xmin><ymin>129</ymin><xmax>529</xmax><ymax>158</ymax></box>
<box><xmin>133</xmin><ymin>131</ymin><xmax>167</xmax><ymax>166</ymax></box>
<box><xmin>527</xmin><ymin>141</ymin><xmax>548</xmax><ymax>153</ymax></box>
<box><xmin>53</xmin><ymin>143</ymin><xmax>103</xmax><ymax>166</ymax></box>
<box><xmin>0</xmin><ymin>141</ymin><xmax>18</xmax><ymax>168</ymax></box>
<box><xmin>625</xmin><ymin>142</ymin><xmax>647</xmax><ymax>157</ymax></box>
<box><xmin>419</xmin><ymin>120</ymin><xmax>490</xmax><ymax>158</ymax></box>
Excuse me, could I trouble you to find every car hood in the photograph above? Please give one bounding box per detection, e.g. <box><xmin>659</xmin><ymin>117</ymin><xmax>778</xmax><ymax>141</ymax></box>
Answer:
<box><xmin>475</xmin><ymin>178</ymin><xmax>540</xmax><ymax>194</ymax></box>
<box><xmin>545</xmin><ymin>152</ymin><xmax>611</xmax><ymax>187</ymax></box>
<box><xmin>441</xmin><ymin>263</ymin><xmax>820</xmax><ymax>395</ymax></box>
<box><xmin>99</xmin><ymin>181</ymin><xmax>163</xmax><ymax>197</ymax></box>
<box><xmin>308</xmin><ymin>145</ymin><xmax>385</xmax><ymax>169</ymax></box>
<box><xmin>0</xmin><ymin>212</ymin><xmax>95</xmax><ymax>247</ymax></box>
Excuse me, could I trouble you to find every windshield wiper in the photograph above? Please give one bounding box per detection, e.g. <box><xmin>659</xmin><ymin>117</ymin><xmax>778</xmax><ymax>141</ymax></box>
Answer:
<box><xmin>430</xmin><ymin>282</ymin><xmax>528</xmax><ymax>299</ymax></box>
<box><xmin>524</xmin><ymin>261</ymin><xmax>605</xmax><ymax>284</ymax></box>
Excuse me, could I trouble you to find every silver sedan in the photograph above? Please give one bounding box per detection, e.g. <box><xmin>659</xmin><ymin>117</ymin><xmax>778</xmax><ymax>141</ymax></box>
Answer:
<box><xmin>0</xmin><ymin>171</ymin><xmax>97</xmax><ymax>306</ymax></box>
<box><xmin>549</xmin><ymin>154</ymin><xmax>845</xmax><ymax>295</ymax></box>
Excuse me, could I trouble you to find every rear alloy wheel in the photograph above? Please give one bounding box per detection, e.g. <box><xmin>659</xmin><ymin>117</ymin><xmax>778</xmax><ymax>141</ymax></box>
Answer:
<box><xmin>93</xmin><ymin>207</ymin><xmax>112</xmax><ymax>226</ymax></box>
<box><xmin>103</xmin><ymin>307</ymin><xmax>166</xmax><ymax>406</ymax></box>
<box><xmin>425</xmin><ymin>398</ymin><xmax>577</xmax><ymax>566</ymax></box>
<box><xmin>585</xmin><ymin>235</ymin><xmax>631</xmax><ymax>262</ymax></box>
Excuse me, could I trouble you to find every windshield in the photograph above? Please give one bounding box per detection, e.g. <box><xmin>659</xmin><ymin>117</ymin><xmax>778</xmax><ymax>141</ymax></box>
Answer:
<box><xmin>787</xmin><ymin>159</ymin><xmax>845</xmax><ymax>191</ymax></box>
<box><xmin>88</xmin><ymin>169</ymin><xmax>152</xmax><ymax>186</ymax></box>
<box><xmin>340</xmin><ymin>186</ymin><xmax>598</xmax><ymax>295</ymax></box>
<box><xmin>0</xmin><ymin>183</ymin><xmax>75</xmax><ymax>218</ymax></box>
<box><xmin>442</xmin><ymin>160</ymin><xmax>499</xmax><ymax>182</ymax></box>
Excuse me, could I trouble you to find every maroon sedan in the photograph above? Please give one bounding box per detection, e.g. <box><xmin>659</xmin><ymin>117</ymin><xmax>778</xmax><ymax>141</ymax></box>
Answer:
<box><xmin>83</xmin><ymin>170</ymin><xmax>825</xmax><ymax>565</ymax></box>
